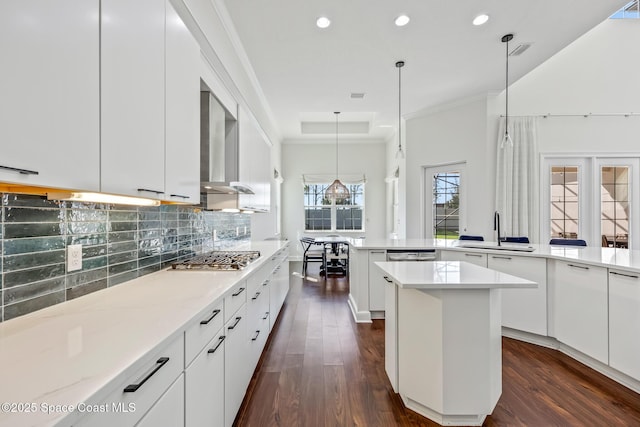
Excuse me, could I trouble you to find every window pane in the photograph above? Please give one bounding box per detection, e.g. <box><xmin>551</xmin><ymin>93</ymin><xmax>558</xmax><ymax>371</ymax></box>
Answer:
<box><xmin>305</xmin><ymin>207</ymin><xmax>331</xmax><ymax>231</ymax></box>
<box><xmin>433</xmin><ymin>172</ymin><xmax>460</xmax><ymax>238</ymax></box>
<box><xmin>336</xmin><ymin>206</ymin><xmax>363</xmax><ymax>230</ymax></box>
<box><xmin>600</xmin><ymin>166</ymin><xmax>630</xmax><ymax>248</ymax></box>
<box><xmin>550</xmin><ymin>166</ymin><xmax>580</xmax><ymax>239</ymax></box>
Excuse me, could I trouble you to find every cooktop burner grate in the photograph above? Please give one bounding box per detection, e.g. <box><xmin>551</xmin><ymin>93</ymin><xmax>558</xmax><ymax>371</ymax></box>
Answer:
<box><xmin>170</xmin><ymin>251</ymin><xmax>261</xmax><ymax>270</ymax></box>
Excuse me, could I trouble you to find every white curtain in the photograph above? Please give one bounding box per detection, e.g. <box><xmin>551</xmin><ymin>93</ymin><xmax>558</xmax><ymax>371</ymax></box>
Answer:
<box><xmin>495</xmin><ymin>116</ymin><xmax>539</xmax><ymax>241</ymax></box>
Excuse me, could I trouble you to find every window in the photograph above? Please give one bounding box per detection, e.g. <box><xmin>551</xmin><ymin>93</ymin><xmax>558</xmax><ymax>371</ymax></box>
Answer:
<box><xmin>304</xmin><ymin>183</ymin><xmax>364</xmax><ymax>232</ymax></box>
<box><xmin>433</xmin><ymin>172</ymin><xmax>460</xmax><ymax>238</ymax></box>
<box><xmin>550</xmin><ymin>166</ymin><xmax>580</xmax><ymax>239</ymax></box>
<box><xmin>611</xmin><ymin>1</ymin><xmax>639</xmax><ymax>19</ymax></box>
<box><xmin>601</xmin><ymin>166</ymin><xmax>630</xmax><ymax>248</ymax></box>
<box><xmin>543</xmin><ymin>156</ymin><xmax>639</xmax><ymax>249</ymax></box>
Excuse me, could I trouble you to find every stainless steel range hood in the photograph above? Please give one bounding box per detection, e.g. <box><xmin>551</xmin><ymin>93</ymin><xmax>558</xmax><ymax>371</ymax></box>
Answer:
<box><xmin>200</xmin><ymin>91</ymin><xmax>254</xmax><ymax>210</ymax></box>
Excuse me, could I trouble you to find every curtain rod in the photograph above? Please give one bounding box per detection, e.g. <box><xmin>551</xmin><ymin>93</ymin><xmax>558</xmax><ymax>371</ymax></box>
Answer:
<box><xmin>500</xmin><ymin>112</ymin><xmax>640</xmax><ymax>118</ymax></box>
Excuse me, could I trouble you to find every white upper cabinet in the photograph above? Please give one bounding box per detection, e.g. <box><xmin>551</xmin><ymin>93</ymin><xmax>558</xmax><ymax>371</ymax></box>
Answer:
<box><xmin>0</xmin><ymin>0</ymin><xmax>100</xmax><ymax>191</ymax></box>
<box><xmin>165</xmin><ymin>0</ymin><xmax>200</xmax><ymax>203</ymax></box>
<box><xmin>238</xmin><ymin>106</ymin><xmax>271</xmax><ymax>212</ymax></box>
<box><xmin>101</xmin><ymin>0</ymin><xmax>166</xmax><ymax>198</ymax></box>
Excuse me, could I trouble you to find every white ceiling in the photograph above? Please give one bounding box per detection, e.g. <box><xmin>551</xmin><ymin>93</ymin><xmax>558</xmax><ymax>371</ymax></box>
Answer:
<box><xmin>220</xmin><ymin>0</ymin><xmax>627</xmax><ymax>142</ymax></box>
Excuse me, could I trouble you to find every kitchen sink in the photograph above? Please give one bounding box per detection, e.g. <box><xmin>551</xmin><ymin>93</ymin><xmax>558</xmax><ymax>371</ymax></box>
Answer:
<box><xmin>458</xmin><ymin>243</ymin><xmax>536</xmax><ymax>252</ymax></box>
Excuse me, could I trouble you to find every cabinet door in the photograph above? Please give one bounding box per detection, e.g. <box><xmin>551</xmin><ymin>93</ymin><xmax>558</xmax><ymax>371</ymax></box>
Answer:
<box><xmin>185</xmin><ymin>332</ymin><xmax>224</xmax><ymax>427</ymax></box>
<box><xmin>101</xmin><ymin>0</ymin><xmax>165</xmax><ymax>197</ymax></box>
<box><xmin>384</xmin><ymin>275</ymin><xmax>398</xmax><ymax>392</ymax></box>
<box><xmin>487</xmin><ymin>255</ymin><xmax>547</xmax><ymax>335</ymax></box>
<box><xmin>440</xmin><ymin>250</ymin><xmax>487</xmax><ymax>267</ymax></box>
<box><xmin>609</xmin><ymin>270</ymin><xmax>640</xmax><ymax>380</ymax></box>
<box><xmin>368</xmin><ymin>250</ymin><xmax>387</xmax><ymax>312</ymax></box>
<box><xmin>136</xmin><ymin>375</ymin><xmax>184</xmax><ymax>427</ymax></box>
<box><xmin>554</xmin><ymin>260</ymin><xmax>608</xmax><ymax>364</ymax></box>
<box><xmin>165</xmin><ymin>0</ymin><xmax>200</xmax><ymax>203</ymax></box>
<box><xmin>224</xmin><ymin>304</ymin><xmax>249</xmax><ymax>427</ymax></box>
<box><xmin>0</xmin><ymin>0</ymin><xmax>99</xmax><ymax>191</ymax></box>
<box><xmin>238</xmin><ymin>107</ymin><xmax>271</xmax><ymax>212</ymax></box>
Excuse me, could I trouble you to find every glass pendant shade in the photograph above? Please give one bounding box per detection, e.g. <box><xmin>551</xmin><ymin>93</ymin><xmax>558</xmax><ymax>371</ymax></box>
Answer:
<box><xmin>325</xmin><ymin>111</ymin><xmax>350</xmax><ymax>201</ymax></box>
<box><xmin>396</xmin><ymin>61</ymin><xmax>405</xmax><ymax>159</ymax></box>
<box><xmin>501</xmin><ymin>34</ymin><xmax>514</xmax><ymax>148</ymax></box>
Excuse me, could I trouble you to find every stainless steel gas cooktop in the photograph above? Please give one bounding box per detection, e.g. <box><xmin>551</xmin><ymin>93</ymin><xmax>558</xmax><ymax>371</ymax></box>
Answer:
<box><xmin>170</xmin><ymin>251</ymin><xmax>261</xmax><ymax>271</ymax></box>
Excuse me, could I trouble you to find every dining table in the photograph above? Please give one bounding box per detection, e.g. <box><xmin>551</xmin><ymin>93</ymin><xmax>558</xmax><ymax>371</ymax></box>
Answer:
<box><xmin>314</xmin><ymin>235</ymin><xmax>350</xmax><ymax>275</ymax></box>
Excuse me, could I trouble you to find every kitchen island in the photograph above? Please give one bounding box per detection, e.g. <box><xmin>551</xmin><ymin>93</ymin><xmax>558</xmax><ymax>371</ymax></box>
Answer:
<box><xmin>375</xmin><ymin>260</ymin><xmax>536</xmax><ymax>426</ymax></box>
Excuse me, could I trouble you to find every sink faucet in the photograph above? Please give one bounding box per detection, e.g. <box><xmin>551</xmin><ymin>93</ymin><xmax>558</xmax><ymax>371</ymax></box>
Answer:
<box><xmin>494</xmin><ymin>211</ymin><xmax>501</xmax><ymax>246</ymax></box>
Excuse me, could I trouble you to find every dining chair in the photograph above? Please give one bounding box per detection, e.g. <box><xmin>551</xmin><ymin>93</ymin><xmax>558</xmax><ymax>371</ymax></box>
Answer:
<box><xmin>503</xmin><ymin>237</ymin><xmax>530</xmax><ymax>244</ymax></box>
<box><xmin>549</xmin><ymin>238</ymin><xmax>587</xmax><ymax>247</ymax></box>
<box><xmin>459</xmin><ymin>235</ymin><xmax>484</xmax><ymax>241</ymax></box>
<box><xmin>300</xmin><ymin>237</ymin><xmax>326</xmax><ymax>275</ymax></box>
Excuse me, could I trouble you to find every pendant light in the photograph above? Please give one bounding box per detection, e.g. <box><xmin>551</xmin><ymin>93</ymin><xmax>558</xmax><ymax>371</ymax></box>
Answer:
<box><xmin>395</xmin><ymin>60</ymin><xmax>405</xmax><ymax>159</ymax></box>
<box><xmin>501</xmin><ymin>34</ymin><xmax>514</xmax><ymax>147</ymax></box>
<box><xmin>325</xmin><ymin>112</ymin><xmax>350</xmax><ymax>201</ymax></box>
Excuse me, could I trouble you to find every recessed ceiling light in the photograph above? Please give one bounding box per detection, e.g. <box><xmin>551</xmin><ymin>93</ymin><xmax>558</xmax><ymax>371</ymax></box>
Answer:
<box><xmin>395</xmin><ymin>15</ymin><xmax>410</xmax><ymax>27</ymax></box>
<box><xmin>316</xmin><ymin>16</ymin><xmax>331</xmax><ymax>29</ymax></box>
<box><xmin>473</xmin><ymin>14</ymin><xmax>489</xmax><ymax>26</ymax></box>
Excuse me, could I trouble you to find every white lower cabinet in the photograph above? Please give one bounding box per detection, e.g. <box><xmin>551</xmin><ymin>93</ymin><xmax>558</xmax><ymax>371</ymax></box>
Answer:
<box><xmin>609</xmin><ymin>269</ymin><xmax>640</xmax><ymax>381</ymax></box>
<box><xmin>75</xmin><ymin>335</ymin><xmax>184</xmax><ymax>427</ymax></box>
<box><xmin>440</xmin><ymin>250</ymin><xmax>488</xmax><ymax>267</ymax></box>
<box><xmin>368</xmin><ymin>250</ymin><xmax>387</xmax><ymax>312</ymax></box>
<box><xmin>487</xmin><ymin>254</ymin><xmax>547</xmax><ymax>335</ymax></box>
<box><xmin>185</xmin><ymin>331</ymin><xmax>225</xmax><ymax>427</ymax></box>
<box><xmin>136</xmin><ymin>375</ymin><xmax>184</xmax><ymax>427</ymax></box>
<box><xmin>224</xmin><ymin>304</ymin><xmax>249</xmax><ymax>427</ymax></box>
<box><xmin>553</xmin><ymin>260</ymin><xmax>608</xmax><ymax>364</ymax></box>
<box><xmin>383</xmin><ymin>274</ymin><xmax>398</xmax><ymax>392</ymax></box>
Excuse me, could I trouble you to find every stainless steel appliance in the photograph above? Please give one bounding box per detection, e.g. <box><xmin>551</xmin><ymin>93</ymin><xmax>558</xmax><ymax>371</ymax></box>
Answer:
<box><xmin>200</xmin><ymin>90</ymin><xmax>254</xmax><ymax>211</ymax></box>
<box><xmin>386</xmin><ymin>249</ymin><xmax>437</xmax><ymax>262</ymax></box>
<box><xmin>171</xmin><ymin>250</ymin><xmax>260</xmax><ymax>270</ymax></box>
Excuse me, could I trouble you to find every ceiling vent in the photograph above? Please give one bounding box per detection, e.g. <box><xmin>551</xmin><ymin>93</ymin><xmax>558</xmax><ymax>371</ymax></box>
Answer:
<box><xmin>509</xmin><ymin>43</ymin><xmax>532</xmax><ymax>56</ymax></box>
<box><xmin>350</xmin><ymin>92</ymin><xmax>365</xmax><ymax>99</ymax></box>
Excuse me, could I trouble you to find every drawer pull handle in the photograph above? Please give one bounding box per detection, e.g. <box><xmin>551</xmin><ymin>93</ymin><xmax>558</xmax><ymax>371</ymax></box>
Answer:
<box><xmin>492</xmin><ymin>256</ymin><xmax>512</xmax><ymax>260</ymax></box>
<box><xmin>169</xmin><ymin>194</ymin><xmax>189</xmax><ymax>199</ymax></box>
<box><xmin>383</xmin><ymin>276</ymin><xmax>393</xmax><ymax>283</ymax></box>
<box><xmin>0</xmin><ymin>164</ymin><xmax>39</xmax><ymax>175</ymax></box>
<box><xmin>232</xmin><ymin>287</ymin><xmax>245</xmax><ymax>297</ymax></box>
<box><xmin>207</xmin><ymin>336</ymin><xmax>225</xmax><ymax>355</ymax></box>
<box><xmin>137</xmin><ymin>188</ymin><xmax>164</xmax><ymax>195</ymax></box>
<box><xmin>262</xmin><ymin>312</ymin><xmax>269</xmax><ymax>320</ymax></box>
<box><xmin>568</xmin><ymin>263</ymin><xmax>589</xmax><ymax>270</ymax></box>
<box><xmin>251</xmin><ymin>330</ymin><xmax>260</xmax><ymax>341</ymax></box>
<box><xmin>228</xmin><ymin>316</ymin><xmax>242</xmax><ymax>330</ymax></box>
<box><xmin>465</xmin><ymin>253</ymin><xmax>483</xmax><ymax>258</ymax></box>
<box><xmin>610</xmin><ymin>271</ymin><xmax>639</xmax><ymax>279</ymax></box>
<box><xmin>252</xmin><ymin>291</ymin><xmax>261</xmax><ymax>300</ymax></box>
<box><xmin>200</xmin><ymin>309</ymin><xmax>221</xmax><ymax>325</ymax></box>
<box><xmin>370</xmin><ymin>250</ymin><xmax>386</xmax><ymax>254</ymax></box>
<box><xmin>123</xmin><ymin>357</ymin><xmax>169</xmax><ymax>393</ymax></box>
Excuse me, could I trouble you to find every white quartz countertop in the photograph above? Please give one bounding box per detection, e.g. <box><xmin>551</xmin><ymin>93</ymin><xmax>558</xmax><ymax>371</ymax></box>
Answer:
<box><xmin>0</xmin><ymin>240</ymin><xmax>288</xmax><ymax>427</ymax></box>
<box><xmin>374</xmin><ymin>261</ymin><xmax>537</xmax><ymax>289</ymax></box>
<box><xmin>350</xmin><ymin>238</ymin><xmax>640</xmax><ymax>274</ymax></box>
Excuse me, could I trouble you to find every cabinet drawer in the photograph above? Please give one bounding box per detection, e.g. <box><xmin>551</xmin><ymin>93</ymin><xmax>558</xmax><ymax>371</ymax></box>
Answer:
<box><xmin>76</xmin><ymin>334</ymin><xmax>184</xmax><ymax>427</ymax></box>
<box><xmin>185</xmin><ymin>300</ymin><xmax>223</xmax><ymax>367</ymax></box>
<box><xmin>225</xmin><ymin>281</ymin><xmax>247</xmax><ymax>322</ymax></box>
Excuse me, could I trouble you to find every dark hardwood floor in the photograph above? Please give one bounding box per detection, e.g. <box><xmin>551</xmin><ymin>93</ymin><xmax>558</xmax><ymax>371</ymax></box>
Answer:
<box><xmin>235</xmin><ymin>262</ymin><xmax>640</xmax><ymax>426</ymax></box>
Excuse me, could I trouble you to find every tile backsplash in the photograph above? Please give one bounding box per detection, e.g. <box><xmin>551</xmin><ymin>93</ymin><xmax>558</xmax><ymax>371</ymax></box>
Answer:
<box><xmin>0</xmin><ymin>194</ymin><xmax>251</xmax><ymax>322</ymax></box>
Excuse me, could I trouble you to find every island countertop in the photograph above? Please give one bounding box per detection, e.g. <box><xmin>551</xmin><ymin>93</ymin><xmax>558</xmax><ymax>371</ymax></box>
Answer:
<box><xmin>374</xmin><ymin>261</ymin><xmax>537</xmax><ymax>289</ymax></box>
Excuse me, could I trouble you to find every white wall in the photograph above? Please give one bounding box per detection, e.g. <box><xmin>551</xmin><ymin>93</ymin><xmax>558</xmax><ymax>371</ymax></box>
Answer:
<box><xmin>282</xmin><ymin>140</ymin><xmax>387</xmax><ymax>259</ymax></box>
<box><xmin>404</xmin><ymin>95</ymin><xmax>498</xmax><ymax>240</ymax></box>
<box><xmin>507</xmin><ymin>19</ymin><xmax>640</xmax><ymax>153</ymax></box>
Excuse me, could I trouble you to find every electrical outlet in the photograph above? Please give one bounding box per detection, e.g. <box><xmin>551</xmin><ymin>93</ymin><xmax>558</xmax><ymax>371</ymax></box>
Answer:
<box><xmin>67</xmin><ymin>244</ymin><xmax>83</xmax><ymax>272</ymax></box>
